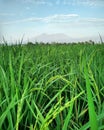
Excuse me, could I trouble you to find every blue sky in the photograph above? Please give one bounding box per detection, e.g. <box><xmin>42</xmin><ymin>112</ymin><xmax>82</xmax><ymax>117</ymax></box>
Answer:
<box><xmin>0</xmin><ymin>0</ymin><xmax>104</xmax><ymax>42</ymax></box>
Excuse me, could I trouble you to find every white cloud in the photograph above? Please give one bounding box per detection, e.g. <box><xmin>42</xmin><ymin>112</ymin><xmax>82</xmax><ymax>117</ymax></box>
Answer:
<box><xmin>0</xmin><ymin>17</ymin><xmax>42</xmax><ymax>25</ymax></box>
<box><xmin>23</xmin><ymin>0</ymin><xmax>53</xmax><ymax>6</ymax></box>
<box><xmin>1</xmin><ymin>14</ymin><xmax>79</xmax><ymax>25</ymax></box>
<box><xmin>24</xmin><ymin>0</ymin><xmax>97</xmax><ymax>6</ymax></box>
<box><xmin>42</xmin><ymin>14</ymin><xmax>79</xmax><ymax>23</ymax></box>
<box><xmin>78</xmin><ymin>18</ymin><xmax>104</xmax><ymax>26</ymax></box>
<box><xmin>1</xmin><ymin>14</ymin><xmax>104</xmax><ymax>28</ymax></box>
<box><xmin>63</xmin><ymin>0</ymin><xmax>104</xmax><ymax>7</ymax></box>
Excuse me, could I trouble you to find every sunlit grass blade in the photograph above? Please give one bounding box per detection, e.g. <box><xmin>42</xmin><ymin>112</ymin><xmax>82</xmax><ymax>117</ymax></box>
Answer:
<box><xmin>84</xmin><ymin>61</ymin><xmax>98</xmax><ymax>130</ymax></box>
<box><xmin>62</xmin><ymin>101</ymin><xmax>74</xmax><ymax>130</ymax></box>
<box><xmin>16</xmin><ymin>77</ymin><xmax>29</xmax><ymax>130</ymax></box>
<box><xmin>18</xmin><ymin>50</ymin><xmax>24</xmax><ymax>85</ymax></box>
<box><xmin>9</xmin><ymin>51</ymin><xmax>16</xmax><ymax>96</ymax></box>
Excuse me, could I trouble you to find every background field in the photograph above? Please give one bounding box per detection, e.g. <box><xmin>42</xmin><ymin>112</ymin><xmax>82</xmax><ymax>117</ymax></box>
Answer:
<box><xmin>0</xmin><ymin>43</ymin><xmax>104</xmax><ymax>130</ymax></box>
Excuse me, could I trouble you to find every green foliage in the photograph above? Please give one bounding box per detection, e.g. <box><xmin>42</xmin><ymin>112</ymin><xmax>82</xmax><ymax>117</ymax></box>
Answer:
<box><xmin>0</xmin><ymin>43</ymin><xmax>104</xmax><ymax>130</ymax></box>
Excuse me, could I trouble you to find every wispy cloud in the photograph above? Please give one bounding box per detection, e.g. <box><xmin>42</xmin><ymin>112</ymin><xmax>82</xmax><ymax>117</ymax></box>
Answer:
<box><xmin>1</xmin><ymin>13</ymin><xmax>104</xmax><ymax>28</ymax></box>
<box><xmin>77</xmin><ymin>18</ymin><xmax>104</xmax><ymax>27</ymax></box>
<box><xmin>23</xmin><ymin>0</ymin><xmax>52</xmax><ymax>6</ymax></box>
<box><xmin>63</xmin><ymin>0</ymin><xmax>104</xmax><ymax>6</ymax></box>
<box><xmin>3</xmin><ymin>0</ymin><xmax>103</xmax><ymax>7</ymax></box>
<box><xmin>1</xmin><ymin>14</ymin><xmax>79</xmax><ymax>24</ymax></box>
<box><xmin>24</xmin><ymin>0</ymin><xmax>104</xmax><ymax>6</ymax></box>
<box><xmin>0</xmin><ymin>17</ymin><xmax>42</xmax><ymax>25</ymax></box>
<box><xmin>42</xmin><ymin>14</ymin><xmax>79</xmax><ymax>23</ymax></box>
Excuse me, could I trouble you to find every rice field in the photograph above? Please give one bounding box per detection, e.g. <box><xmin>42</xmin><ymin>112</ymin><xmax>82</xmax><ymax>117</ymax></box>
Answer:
<box><xmin>0</xmin><ymin>43</ymin><xmax>104</xmax><ymax>130</ymax></box>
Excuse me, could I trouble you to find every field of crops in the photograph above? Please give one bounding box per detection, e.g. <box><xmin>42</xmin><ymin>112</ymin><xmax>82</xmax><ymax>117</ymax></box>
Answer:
<box><xmin>0</xmin><ymin>43</ymin><xmax>104</xmax><ymax>130</ymax></box>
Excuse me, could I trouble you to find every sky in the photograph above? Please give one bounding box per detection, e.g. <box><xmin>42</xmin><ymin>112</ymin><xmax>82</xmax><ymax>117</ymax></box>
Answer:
<box><xmin>0</xmin><ymin>0</ymin><xmax>104</xmax><ymax>43</ymax></box>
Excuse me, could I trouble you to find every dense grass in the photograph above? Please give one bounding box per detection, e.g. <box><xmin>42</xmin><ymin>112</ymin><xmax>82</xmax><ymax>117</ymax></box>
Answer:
<box><xmin>0</xmin><ymin>43</ymin><xmax>104</xmax><ymax>130</ymax></box>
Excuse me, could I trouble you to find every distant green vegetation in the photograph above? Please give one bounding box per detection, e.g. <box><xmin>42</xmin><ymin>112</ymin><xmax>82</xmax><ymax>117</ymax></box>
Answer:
<box><xmin>0</xmin><ymin>43</ymin><xmax>104</xmax><ymax>130</ymax></box>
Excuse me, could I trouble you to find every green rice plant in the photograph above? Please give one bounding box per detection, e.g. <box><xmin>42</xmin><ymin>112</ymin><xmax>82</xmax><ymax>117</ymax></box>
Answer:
<box><xmin>16</xmin><ymin>77</ymin><xmax>29</xmax><ymax>130</ymax></box>
<box><xmin>0</xmin><ymin>43</ymin><xmax>104</xmax><ymax>130</ymax></box>
<box><xmin>84</xmin><ymin>58</ymin><xmax>98</xmax><ymax>130</ymax></box>
<box><xmin>80</xmin><ymin>111</ymin><xmax>104</xmax><ymax>130</ymax></box>
<box><xmin>62</xmin><ymin>99</ymin><xmax>74</xmax><ymax>130</ymax></box>
<box><xmin>0</xmin><ymin>65</ymin><xmax>17</xmax><ymax>130</ymax></box>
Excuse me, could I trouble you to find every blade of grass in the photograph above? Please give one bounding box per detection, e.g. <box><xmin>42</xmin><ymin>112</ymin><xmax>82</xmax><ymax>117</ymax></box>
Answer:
<box><xmin>0</xmin><ymin>65</ymin><xmax>14</xmax><ymax>130</ymax></box>
<box><xmin>62</xmin><ymin>101</ymin><xmax>74</xmax><ymax>130</ymax></box>
<box><xmin>33</xmin><ymin>101</ymin><xmax>49</xmax><ymax>130</ymax></box>
<box><xmin>0</xmin><ymin>95</ymin><xmax>17</xmax><ymax>128</ymax></box>
<box><xmin>84</xmin><ymin>61</ymin><xmax>98</xmax><ymax>130</ymax></box>
<box><xmin>80</xmin><ymin>112</ymin><xmax>104</xmax><ymax>130</ymax></box>
<box><xmin>16</xmin><ymin>77</ymin><xmax>29</xmax><ymax>130</ymax></box>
